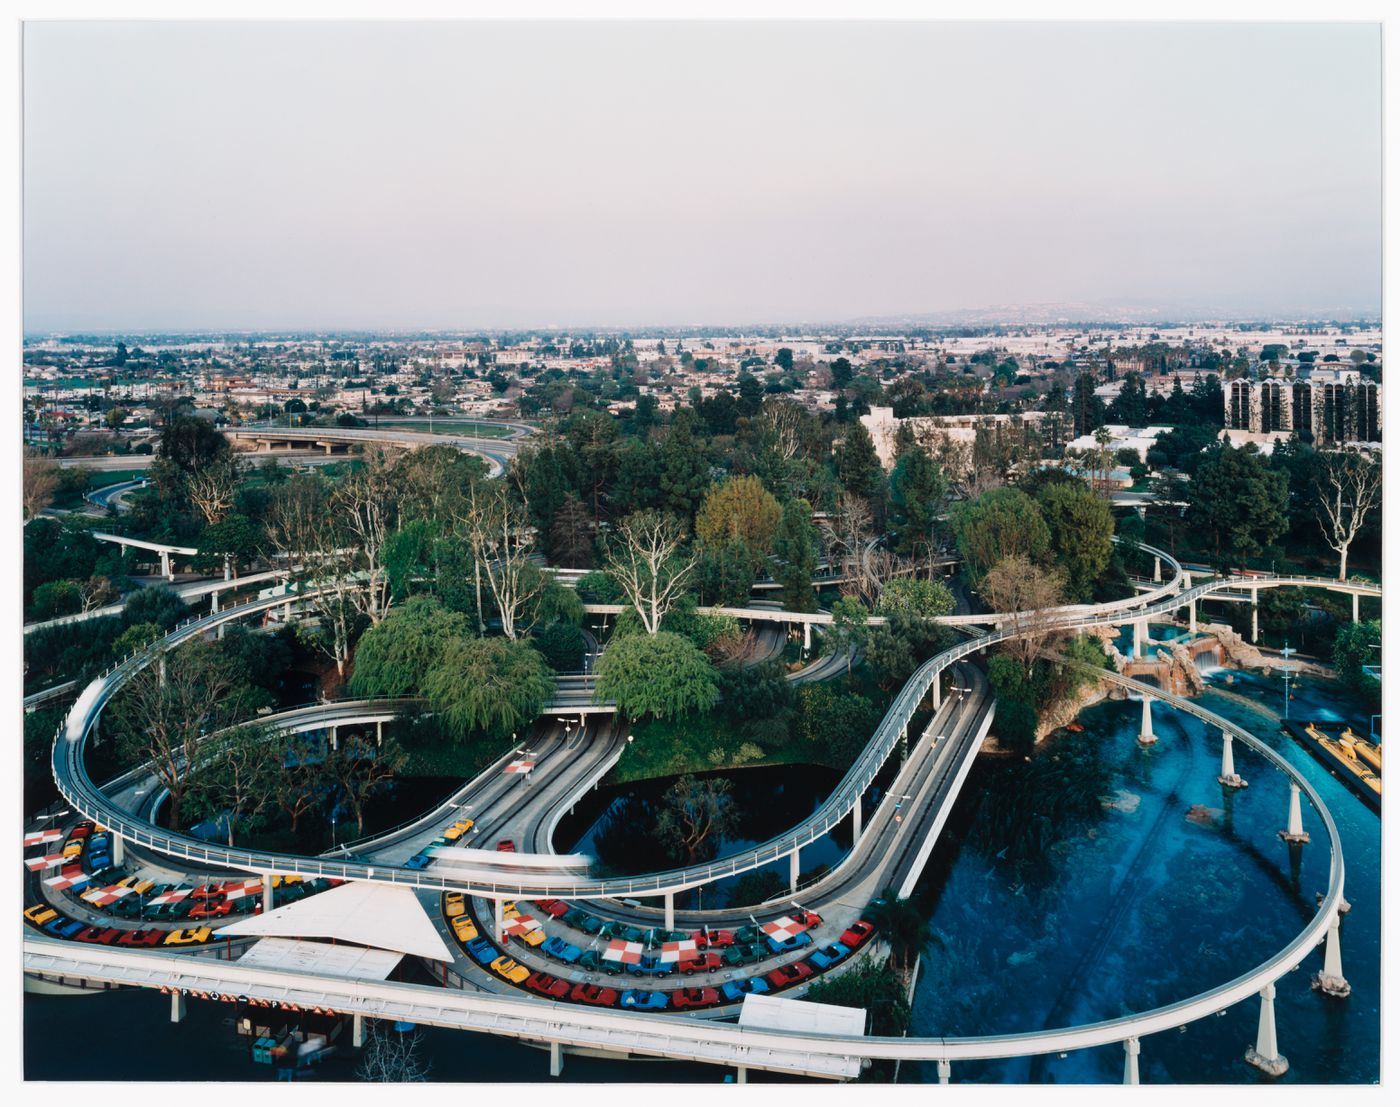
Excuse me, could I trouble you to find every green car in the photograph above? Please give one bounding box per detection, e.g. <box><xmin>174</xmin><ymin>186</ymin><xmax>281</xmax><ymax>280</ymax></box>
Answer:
<box><xmin>721</xmin><ymin>943</ymin><xmax>766</xmax><ymax>967</ymax></box>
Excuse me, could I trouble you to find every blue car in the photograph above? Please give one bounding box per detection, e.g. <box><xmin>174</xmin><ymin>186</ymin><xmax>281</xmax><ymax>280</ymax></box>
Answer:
<box><xmin>720</xmin><ymin>975</ymin><xmax>773</xmax><ymax>1003</ymax></box>
<box><xmin>42</xmin><ymin>916</ymin><xmax>84</xmax><ymax>939</ymax></box>
<box><xmin>542</xmin><ymin>936</ymin><xmax>582</xmax><ymax>964</ymax></box>
<box><xmin>405</xmin><ymin>852</ymin><xmax>433</xmax><ymax>870</ymax></box>
<box><xmin>766</xmin><ymin>930</ymin><xmax>813</xmax><ymax>955</ymax></box>
<box><xmin>86</xmin><ymin>850</ymin><xmax>112</xmax><ymax>873</ymax></box>
<box><xmin>807</xmin><ymin>942</ymin><xmax>852</xmax><ymax>971</ymax></box>
<box><xmin>465</xmin><ymin>937</ymin><xmax>497</xmax><ymax>966</ymax></box>
<box><xmin>624</xmin><ymin>954</ymin><xmax>672</xmax><ymax>978</ymax></box>
<box><xmin>619</xmin><ymin>989</ymin><xmax>670</xmax><ymax>1011</ymax></box>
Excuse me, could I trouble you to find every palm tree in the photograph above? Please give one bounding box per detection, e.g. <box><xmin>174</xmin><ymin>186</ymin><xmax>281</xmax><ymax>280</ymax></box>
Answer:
<box><xmin>866</xmin><ymin>887</ymin><xmax>931</xmax><ymax>981</ymax></box>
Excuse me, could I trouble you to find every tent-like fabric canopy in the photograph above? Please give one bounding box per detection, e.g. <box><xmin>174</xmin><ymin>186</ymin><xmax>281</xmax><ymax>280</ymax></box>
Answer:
<box><xmin>215</xmin><ymin>880</ymin><xmax>453</xmax><ymax>961</ymax></box>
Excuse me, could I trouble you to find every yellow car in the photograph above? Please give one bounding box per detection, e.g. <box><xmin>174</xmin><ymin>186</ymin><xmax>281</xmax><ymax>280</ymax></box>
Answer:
<box><xmin>489</xmin><ymin>955</ymin><xmax>530</xmax><ymax>985</ymax></box>
<box><xmin>62</xmin><ymin>841</ymin><xmax>83</xmax><ymax>860</ymax></box>
<box><xmin>444</xmin><ymin>892</ymin><xmax>466</xmax><ymax>918</ymax></box>
<box><xmin>24</xmin><ymin>904</ymin><xmax>58</xmax><ymax>925</ymax></box>
<box><xmin>131</xmin><ymin>878</ymin><xmax>155</xmax><ymax>894</ymax></box>
<box><xmin>502</xmin><ymin>901</ymin><xmax>520</xmax><ymax>920</ymax></box>
<box><xmin>442</xmin><ymin>819</ymin><xmax>475</xmax><ymax>842</ymax></box>
<box><xmin>451</xmin><ymin>915</ymin><xmax>478</xmax><ymax>943</ymax></box>
<box><xmin>272</xmin><ymin>875</ymin><xmax>303</xmax><ymax>888</ymax></box>
<box><xmin>515</xmin><ymin>928</ymin><xmax>546</xmax><ymax>948</ymax></box>
<box><xmin>163</xmin><ymin>926</ymin><xmax>213</xmax><ymax>946</ymax></box>
<box><xmin>115</xmin><ymin>875</ymin><xmax>139</xmax><ymax>889</ymax></box>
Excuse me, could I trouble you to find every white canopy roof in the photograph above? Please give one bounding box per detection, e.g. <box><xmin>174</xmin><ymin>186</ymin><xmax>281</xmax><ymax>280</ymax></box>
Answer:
<box><xmin>235</xmin><ymin>937</ymin><xmax>403</xmax><ymax>981</ymax></box>
<box><xmin>214</xmin><ymin>880</ymin><xmax>453</xmax><ymax>961</ymax></box>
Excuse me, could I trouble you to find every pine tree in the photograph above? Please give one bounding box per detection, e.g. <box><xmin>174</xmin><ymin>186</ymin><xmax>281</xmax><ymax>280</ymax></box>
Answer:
<box><xmin>772</xmin><ymin>498</ymin><xmax>819</xmax><ymax>612</ymax></box>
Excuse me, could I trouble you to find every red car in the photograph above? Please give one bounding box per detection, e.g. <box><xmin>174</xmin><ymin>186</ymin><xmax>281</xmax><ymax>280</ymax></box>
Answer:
<box><xmin>526</xmin><ymin>972</ymin><xmax>571</xmax><ymax>1000</ymax></box>
<box><xmin>74</xmin><ymin>926</ymin><xmax>122</xmax><ymax>945</ymax></box>
<box><xmin>792</xmin><ymin>909</ymin><xmax>823</xmax><ymax>928</ymax></box>
<box><xmin>117</xmin><ymin>929</ymin><xmax>165</xmax><ymax>947</ymax></box>
<box><xmin>495</xmin><ymin>840</ymin><xmax>517</xmax><ymax>853</ymax></box>
<box><xmin>693</xmin><ymin>928</ymin><xmax>735</xmax><ymax>949</ymax></box>
<box><xmin>534</xmin><ymin>899</ymin><xmax>570</xmax><ymax>918</ymax></box>
<box><xmin>670</xmin><ymin>987</ymin><xmax>720</xmax><ymax>1010</ymax></box>
<box><xmin>681</xmin><ymin>952</ymin><xmax>722</xmax><ymax>975</ymax></box>
<box><xmin>190</xmin><ymin>883</ymin><xmax>224</xmax><ymax>899</ymax></box>
<box><xmin>839</xmin><ymin>920</ymin><xmax>876</xmax><ymax>949</ymax></box>
<box><xmin>188</xmin><ymin>898</ymin><xmax>233</xmax><ymax>921</ymax></box>
<box><xmin>765</xmin><ymin>961</ymin><xmax>815</xmax><ymax>990</ymax></box>
<box><xmin>570</xmin><ymin>983</ymin><xmax>619</xmax><ymax>1007</ymax></box>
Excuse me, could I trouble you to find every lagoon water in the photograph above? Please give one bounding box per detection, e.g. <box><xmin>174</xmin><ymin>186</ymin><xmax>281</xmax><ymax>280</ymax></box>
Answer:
<box><xmin>24</xmin><ymin>675</ymin><xmax>1378</xmax><ymax>1084</ymax></box>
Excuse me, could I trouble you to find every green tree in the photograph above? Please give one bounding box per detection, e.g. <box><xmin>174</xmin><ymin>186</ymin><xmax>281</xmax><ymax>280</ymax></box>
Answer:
<box><xmin>30</xmin><ymin>579</ymin><xmax>82</xmax><ymax>620</ymax></box>
<box><xmin>1035</xmin><ymin>479</ymin><xmax>1114</xmax><ymax>602</ymax></box>
<box><xmin>771</xmin><ymin>498</ymin><xmax>819</xmax><ymax>613</ymax></box>
<box><xmin>1187</xmin><ymin>442</ymin><xmax>1289</xmax><ymax>571</ymax></box>
<box><xmin>865</xmin><ymin>888</ymin><xmax>932</xmax><ymax>977</ymax></box>
<box><xmin>324</xmin><ymin>731</ymin><xmax>409</xmax><ymax>836</ymax></box>
<box><xmin>184</xmin><ymin>724</ymin><xmax>279</xmax><ymax>847</ymax></box>
<box><xmin>349</xmin><ymin>596</ymin><xmax>472</xmax><ymax>697</ymax></box>
<box><xmin>421</xmin><ymin>635</ymin><xmax>555</xmax><ymax>738</ymax></box>
<box><xmin>593</xmin><ymin>630</ymin><xmax>719</xmax><ymax>720</ymax></box>
<box><xmin>655</xmin><ymin>774</ymin><xmax>739</xmax><ymax>864</ymax></box>
<box><xmin>953</xmin><ymin>487</ymin><xmax>1050</xmax><ymax>586</ymax></box>
<box><xmin>1332</xmin><ymin>619</ymin><xmax>1380</xmax><ymax>694</ymax></box>
<box><xmin>111</xmin><ymin>621</ymin><xmax>165</xmax><ymax>661</ymax></box>
<box><xmin>836</xmin><ymin>420</ymin><xmax>884</xmax><ymax>504</ymax></box>
<box><xmin>889</xmin><ymin>447</ymin><xmax>948</xmax><ymax>564</ymax></box>
<box><xmin>196</xmin><ymin>513</ymin><xmax>262</xmax><ymax>577</ymax></box>
<box><xmin>694</xmin><ymin>476</ymin><xmax>782</xmax><ymax>573</ymax></box>
<box><xmin>532</xmin><ymin>621</ymin><xmax>587</xmax><ymax>672</ymax></box>
<box><xmin>805</xmin><ymin>959</ymin><xmax>912</xmax><ymax>1041</ymax></box>
<box><xmin>875</xmin><ymin>577</ymin><xmax>954</xmax><ymax>620</ymax></box>
<box><xmin>828</xmin><ymin>595</ymin><xmax>869</xmax><ymax>674</ymax></box>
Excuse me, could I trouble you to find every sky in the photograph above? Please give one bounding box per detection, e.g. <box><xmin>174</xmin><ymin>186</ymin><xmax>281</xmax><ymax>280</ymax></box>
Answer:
<box><xmin>21</xmin><ymin>20</ymin><xmax>1383</xmax><ymax>332</ymax></box>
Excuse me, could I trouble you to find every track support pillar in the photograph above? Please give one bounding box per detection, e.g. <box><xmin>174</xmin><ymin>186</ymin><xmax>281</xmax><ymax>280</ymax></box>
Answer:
<box><xmin>170</xmin><ymin>990</ymin><xmax>186</xmax><ymax>1023</ymax></box>
<box><xmin>1122</xmin><ymin>1037</ymin><xmax>1140</xmax><ymax>1084</ymax></box>
<box><xmin>1279</xmin><ymin>781</ymin><xmax>1309</xmax><ymax>843</ymax></box>
<box><xmin>937</xmin><ymin>1059</ymin><xmax>951</xmax><ymax>1084</ymax></box>
<box><xmin>1245</xmin><ymin>982</ymin><xmax>1289</xmax><ymax>1076</ymax></box>
<box><xmin>550</xmin><ymin>1041</ymin><xmax>564</xmax><ymax>1077</ymax></box>
<box><xmin>1218</xmin><ymin>732</ymin><xmax>1247</xmax><ymax>788</ymax></box>
<box><xmin>1137</xmin><ymin>696</ymin><xmax>1157</xmax><ymax>747</ymax></box>
<box><xmin>1313</xmin><ymin>912</ymin><xmax>1351</xmax><ymax>997</ymax></box>
<box><xmin>664</xmin><ymin>891</ymin><xmax>674</xmax><ymax>932</ymax></box>
<box><xmin>352</xmin><ymin>1013</ymin><xmax>366</xmax><ymax>1048</ymax></box>
<box><xmin>790</xmin><ymin>848</ymin><xmax>800</xmax><ymax>893</ymax></box>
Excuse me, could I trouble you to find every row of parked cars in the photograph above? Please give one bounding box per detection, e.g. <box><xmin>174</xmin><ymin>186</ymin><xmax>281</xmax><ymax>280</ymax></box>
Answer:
<box><xmin>24</xmin><ymin>903</ymin><xmax>214</xmax><ymax>947</ymax></box>
<box><xmin>440</xmin><ymin>891</ymin><xmax>879</xmax><ymax>1012</ymax></box>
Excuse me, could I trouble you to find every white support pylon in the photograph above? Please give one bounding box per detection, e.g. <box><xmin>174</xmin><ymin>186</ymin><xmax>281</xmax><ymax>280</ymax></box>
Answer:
<box><xmin>262</xmin><ymin>873</ymin><xmax>274</xmax><ymax>914</ymax></box>
<box><xmin>803</xmin><ymin>622</ymin><xmax>811</xmax><ymax>652</ymax></box>
<box><xmin>932</xmin><ymin>676</ymin><xmax>942</xmax><ymax>711</ymax></box>
<box><xmin>1153</xmin><ymin>555</ymin><xmax>1162</xmax><ymax>583</ymax></box>
<box><xmin>495</xmin><ymin>897</ymin><xmax>505</xmax><ymax>943</ymax></box>
<box><xmin>352</xmin><ymin>1012</ymin><xmax>366</xmax><ymax>1048</ymax></box>
<box><xmin>789</xmin><ymin>848</ymin><xmax>800</xmax><ymax>893</ymax></box>
<box><xmin>851</xmin><ymin>798</ymin><xmax>862</xmax><ymax>844</ymax></box>
<box><xmin>1218</xmin><ymin>732</ymin><xmax>1247</xmax><ymax>788</ymax></box>
<box><xmin>664</xmin><ymin>891</ymin><xmax>674</xmax><ymax>933</ymax></box>
<box><xmin>1251</xmin><ymin>589</ymin><xmax>1259</xmax><ymax>643</ymax></box>
<box><xmin>1278</xmin><ymin>781</ymin><xmax>1310</xmax><ymax>843</ymax></box>
<box><xmin>1352</xmin><ymin>592</ymin><xmax>1359</xmax><ymax>623</ymax></box>
<box><xmin>1312</xmin><ymin>912</ymin><xmax>1351</xmax><ymax>997</ymax></box>
<box><xmin>112</xmin><ymin>833</ymin><xmax>125</xmax><ymax>866</ymax></box>
<box><xmin>937</xmin><ymin>1059</ymin><xmax>951</xmax><ymax>1084</ymax></box>
<box><xmin>1189</xmin><ymin>599</ymin><xmax>1197</xmax><ymax>635</ymax></box>
<box><xmin>1245</xmin><ymin>982</ymin><xmax>1289</xmax><ymax>1076</ymax></box>
<box><xmin>1122</xmin><ymin>1037</ymin><xmax>1140</xmax><ymax>1085</ymax></box>
<box><xmin>550</xmin><ymin>1041</ymin><xmax>565</xmax><ymax>1077</ymax></box>
<box><xmin>170</xmin><ymin>989</ymin><xmax>187</xmax><ymax>1023</ymax></box>
<box><xmin>1132</xmin><ymin>620</ymin><xmax>1142</xmax><ymax>660</ymax></box>
<box><xmin>1137</xmin><ymin>696</ymin><xmax>1157</xmax><ymax>746</ymax></box>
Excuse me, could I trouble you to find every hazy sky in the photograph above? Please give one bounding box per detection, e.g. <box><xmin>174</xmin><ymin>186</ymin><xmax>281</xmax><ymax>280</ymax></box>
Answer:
<box><xmin>22</xmin><ymin>21</ymin><xmax>1382</xmax><ymax>331</ymax></box>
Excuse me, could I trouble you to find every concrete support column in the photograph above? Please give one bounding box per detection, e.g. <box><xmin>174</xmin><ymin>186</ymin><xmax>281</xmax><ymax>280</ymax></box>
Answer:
<box><xmin>1245</xmin><ymin>982</ymin><xmax>1289</xmax><ymax>1075</ymax></box>
<box><xmin>1353</xmin><ymin>593</ymin><xmax>1360</xmax><ymax>623</ymax></box>
<box><xmin>1279</xmin><ymin>781</ymin><xmax>1310</xmax><ymax>843</ymax></box>
<box><xmin>1189</xmin><ymin>599</ymin><xmax>1197</xmax><ymax>635</ymax></box>
<box><xmin>330</xmin><ymin>726</ymin><xmax>338</xmax><ymax>752</ymax></box>
<box><xmin>790</xmin><ymin>848</ymin><xmax>800</xmax><ymax>893</ymax></box>
<box><xmin>803</xmin><ymin>622</ymin><xmax>811</xmax><ymax>652</ymax></box>
<box><xmin>1137</xmin><ymin>697</ymin><xmax>1157</xmax><ymax>747</ymax></box>
<box><xmin>1122</xmin><ymin>1037</ymin><xmax>1140</xmax><ymax>1085</ymax></box>
<box><xmin>324</xmin><ymin>442</ymin><xmax>333</xmax><ymax>455</ymax></box>
<box><xmin>851</xmin><ymin>798</ymin><xmax>862</xmax><ymax>844</ymax></box>
<box><xmin>1313</xmin><ymin>913</ymin><xmax>1351</xmax><ymax>997</ymax></box>
<box><xmin>1218</xmin><ymin>732</ymin><xmax>1247</xmax><ymax>789</ymax></box>
<box><xmin>376</xmin><ymin>720</ymin><xmax>383</xmax><ymax>747</ymax></box>
<box><xmin>160</xmin><ymin>550</ymin><xmax>173</xmax><ymax>581</ymax></box>
<box><xmin>158</xmin><ymin>655</ymin><xmax>168</xmax><ymax>686</ymax></box>
<box><xmin>495</xmin><ymin>897</ymin><xmax>505</xmax><ymax>943</ymax></box>
<box><xmin>1251</xmin><ymin>589</ymin><xmax>1259</xmax><ymax>643</ymax></box>
<box><xmin>223</xmin><ymin>556</ymin><xmax>232</xmax><ymax>583</ymax></box>
<box><xmin>1153</xmin><ymin>556</ymin><xmax>1162</xmax><ymax>583</ymax></box>
<box><xmin>170</xmin><ymin>990</ymin><xmax>187</xmax><ymax>1023</ymax></box>
<box><xmin>352</xmin><ymin>1012</ymin><xmax>366</xmax><ymax>1048</ymax></box>
<box><xmin>932</xmin><ymin>676</ymin><xmax>942</xmax><ymax>711</ymax></box>
<box><xmin>550</xmin><ymin>1041</ymin><xmax>565</xmax><ymax>1077</ymax></box>
<box><xmin>112</xmin><ymin>834</ymin><xmax>125</xmax><ymax>866</ymax></box>
<box><xmin>262</xmin><ymin>873</ymin><xmax>274</xmax><ymax>913</ymax></box>
<box><xmin>735</xmin><ymin>1065</ymin><xmax>747</xmax><ymax>1085</ymax></box>
<box><xmin>211</xmin><ymin>591</ymin><xmax>220</xmax><ymax>614</ymax></box>
<box><xmin>663</xmin><ymin>892</ymin><xmax>674</xmax><ymax>933</ymax></box>
<box><xmin>936</xmin><ymin>1059</ymin><xmax>951</xmax><ymax>1084</ymax></box>
<box><xmin>1182</xmin><ymin>570</ymin><xmax>1192</xmax><ymax>590</ymax></box>
<box><xmin>1131</xmin><ymin>620</ymin><xmax>1142</xmax><ymax>659</ymax></box>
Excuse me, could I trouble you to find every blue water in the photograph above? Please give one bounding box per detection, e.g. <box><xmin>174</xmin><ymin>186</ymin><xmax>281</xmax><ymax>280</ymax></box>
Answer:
<box><xmin>907</xmin><ymin>676</ymin><xmax>1379</xmax><ymax>1084</ymax></box>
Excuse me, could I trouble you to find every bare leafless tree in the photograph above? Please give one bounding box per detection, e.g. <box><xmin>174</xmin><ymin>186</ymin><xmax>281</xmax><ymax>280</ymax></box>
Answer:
<box><xmin>1314</xmin><ymin>447</ymin><xmax>1382</xmax><ymax>581</ymax></box>
<box><xmin>22</xmin><ymin>449</ymin><xmax>60</xmax><ymax>519</ymax></box>
<box><xmin>333</xmin><ymin>447</ymin><xmax>399</xmax><ymax>622</ymax></box>
<box><xmin>460</xmin><ymin>482</ymin><xmax>542</xmax><ymax>640</ymax></box>
<box><xmin>605</xmin><ymin>511</ymin><xmax>697</xmax><ymax>635</ymax></box>
<box><xmin>356</xmin><ymin>1024</ymin><xmax>431</xmax><ymax>1082</ymax></box>
<box><xmin>982</xmin><ymin>553</ymin><xmax>1067</xmax><ymax>676</ymax></box>
<box><xmin>80</xmin><ymin>575</ymin><xmax>116</xmax><ymax>613</ymax></box>
<box><xmin>186</xmin><ymin>457</ymin><xmax>240</xmax><ymax>526</ymax></box>
<box><xmin>821</xmin><ymin>492</ymin><xmax>873</xmax><ymax>594</ymax></box>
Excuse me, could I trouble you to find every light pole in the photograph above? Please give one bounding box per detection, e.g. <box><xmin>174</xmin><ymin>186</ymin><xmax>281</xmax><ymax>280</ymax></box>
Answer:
<box><xmin>1279</xmin><ymin>641</ymin><xmax>1297</xmax><ymax>721</ymax></box>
